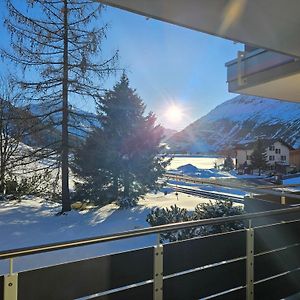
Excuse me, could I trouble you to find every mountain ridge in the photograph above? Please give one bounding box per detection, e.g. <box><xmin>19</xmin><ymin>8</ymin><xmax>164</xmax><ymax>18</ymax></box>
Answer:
<box><xmin>18</xmin><ymin>103</ymin><xmax>177</xmax><ymax>145</ymax></box>
<box><xmin>167</xmin><ymin>95</ymin><xmax>300</xmax><ymax>153</ymax></box>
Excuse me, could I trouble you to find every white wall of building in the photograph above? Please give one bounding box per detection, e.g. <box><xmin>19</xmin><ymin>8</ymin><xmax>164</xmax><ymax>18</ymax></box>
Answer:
<box><xmin>236</xmin><ymin>141</ymin><xmax>290</xmax><ymax>167</ymax></box>
<box><xmin>236</xmin><ymin>149</ymin><xmax>253</xmax><ymax>166</ymax></box>
<box><xmin>265</xmin><ymin>141</ymin><xmax>290</xmax><ymax>165</ymax></box>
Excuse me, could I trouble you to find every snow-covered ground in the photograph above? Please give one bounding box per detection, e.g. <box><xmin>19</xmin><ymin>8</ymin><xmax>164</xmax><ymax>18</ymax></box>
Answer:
<box><xmin>0</xmin><ymin>157</ymin><xmax>252</xmax><ymax>275</ymax></box>
<box><xmin>0</xmin><ymin>191</ymin><xmax>239</xmax><ymax>274</ymax></box>
<box><xmin>281</xmin><ymin>176</ymin><xmax>300</xmax><ymax>192</ymax></box>
<box><xmin>168</xmin><ymin>159</ymin><xmax>265</xmax><ymax>180</ymax></box>
<box><xmin>283</xmin><ymin>176</ymin><xmax>300</xmax><ymax>185</ymax></box>
<box><xmin>167</xmin><ymin>156</ymin><xmax>224</xmax><ymax>170</ymax></box>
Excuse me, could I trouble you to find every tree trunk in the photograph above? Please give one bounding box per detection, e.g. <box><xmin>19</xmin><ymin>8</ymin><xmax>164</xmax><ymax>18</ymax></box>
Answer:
<box><xmin>113</xmin><ymin>175</ymin><xmax>118</xmax><ymax>199</ymax></box>
<box><xmin>0</xmin><ymin>109</ymin><xmax>3</xmax><ymax>194</ymax></box>
<box><xmin>123</xmin><ymin>170</ymin><xmax>130</xmax><ymax>198</ymax></box>
<box><xmin>0</xmin><ymin>122</ymin><xmax>5</xmax><ymax>194</ymax></box>
<box><xmin>0</xmin><ymin>148</ymin><xmax>5</xmax><ymax>193</ymax></box>
<box><xmin>61</xmin><ymin>0</ymin><xmax>70</xmax><ymax>213</ymax></box>
<box><xmin>0</xmin><ymin>167</ymin><xmax>5</xmax><ymax>194</ymax></box>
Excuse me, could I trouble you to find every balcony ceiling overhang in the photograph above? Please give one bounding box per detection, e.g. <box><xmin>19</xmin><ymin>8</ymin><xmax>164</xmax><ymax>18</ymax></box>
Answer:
<box><xmin>226</xmin><ymin>49</ymin><xmax>300</xmax><ymax>102</ymax></box>
<box><xmin>231</xmin><ymin>72</ymin><xmax>300</xmax><ymax>102</ymax></box>
<box><xmin>100</xmin><ymin>0</ymin><xmax>300</xmax><ymax>58</ymax></box>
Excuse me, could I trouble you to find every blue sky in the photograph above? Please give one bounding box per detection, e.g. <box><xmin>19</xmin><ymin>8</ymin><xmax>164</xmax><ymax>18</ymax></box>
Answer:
<box><xmin>0</xmin><ymin>3</ymin><xmax>243</xmax><ymax>130</ymax></box>
<box><xmin>100</xmin><ymin>6</ymin><xmax>243</xmax><ymax>130</ymax></box>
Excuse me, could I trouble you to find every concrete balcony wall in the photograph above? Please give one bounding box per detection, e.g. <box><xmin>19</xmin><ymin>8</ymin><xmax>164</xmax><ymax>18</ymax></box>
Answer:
<box><xmin>226</xmin><ymin>49</ymin><xmax>300</xmax><ymax>102</ymax></box>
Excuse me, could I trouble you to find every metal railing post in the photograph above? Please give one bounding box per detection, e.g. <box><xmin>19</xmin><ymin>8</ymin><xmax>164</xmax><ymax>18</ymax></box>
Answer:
<box><xmin>4</xmin><ymin>258</ymin><xmax>18</xmax><ymax>300</ymax></box>
<box><xmin>153</xmin><ymin>234</ymin><xmax>163</xmax><ymax>300</ymax></box>
<box><xmin>281</xmin><ymin>190</ymin><xmax>286</xmax><ymax>205</ymax></box>
<box><xmin>237</xmin><ymin>51</ymin><xmax>246</xmax><ymax>86</ymax></box>
<box><xmin>246</xmin><ymin>223</ymin><xmax>254</xmax><ymax>300</ymax></box>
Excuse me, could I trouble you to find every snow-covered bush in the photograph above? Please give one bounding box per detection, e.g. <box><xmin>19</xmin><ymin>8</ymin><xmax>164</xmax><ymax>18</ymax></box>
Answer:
<box><xmin>194</xmin><ymin>200</ymin><xmax>244</xmax><ymax>236</ymax></box>
<box><xmin>4</xmin><ymin>178</ymin><xmax>18</xmax><ymax>195</ymax></box>
<box><xmin>116</xmin><ymin>196</ymin><xmax>138</xmax><ymax>209</ymax></box>
<box><xmin>146</xmin><ymin>201</ymin><xmax>244</xmax><ymax>243</ymax></box>
<box><xmin>3</xmin><ymin>173</ymin><xmax>52</xmax><ymax>197</ymax></box>
<box><xmin>146</xmin><ymin>205</ymin><xmax>197</xmax><ymax>242</ymax></box>
<box><xmin>147</xmin><ymin>205</ymin><xmax>191</xmax><ymax>225</ymax></box>
<box><xmin>72</xmin><ymin>179</ymin><xmax>114</xmax><ymax>207</ymax></box>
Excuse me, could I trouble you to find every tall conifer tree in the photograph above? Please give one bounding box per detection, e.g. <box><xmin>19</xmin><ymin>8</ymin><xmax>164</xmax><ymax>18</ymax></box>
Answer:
<box><xmin>251</xmin><ymin>139</ymin><xmax>268</xmax><ymax>175</ymax></box>
<box><xmin>73</xmin><ymin>75</ymin><xmax>171</xmax><ymax>207</ymax></box>
<box><xmin>2</xmin><ymin>1</ymin><xmax>118</xmax><ymax>212</ymax></box>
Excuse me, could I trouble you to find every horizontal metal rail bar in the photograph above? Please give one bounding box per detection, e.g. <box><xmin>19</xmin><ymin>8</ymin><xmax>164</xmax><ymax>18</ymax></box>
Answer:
<box><xmin>165</xmin><ymin>174</ymin><xmax>300</xmax><ymax>200</ymax></box>
<box><xmin>0</xmin><ymin>206</ymin><xmax>300</xmax><ymax>260</ymax></box>
<box><xmin>169</xmin><ymin>184</ymin><xmax>244</xmax><ymax>203</ymax></box>
<box><xmin>255</xmin><ymin>183</ymin><xmax>300</xmax><ymax>189</ymax></box>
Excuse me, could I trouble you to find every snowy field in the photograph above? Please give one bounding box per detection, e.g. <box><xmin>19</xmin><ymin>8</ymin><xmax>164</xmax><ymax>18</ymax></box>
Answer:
<box><xmin>281</xmin><ymin>175</ymin><xmax>300</xmax><ymax>192</ymax></box>
<box><xmin>166</xmin><ymin>156</ymin><xmax>266</xmax><ymax>181</ymax></box>
<box><xmin>167</xmin><ymin>156</ymin><xmax>224</xmax><ymax>170</ymax></box>
<box><xmin>0</xmin><ymin>190</ymin><xmax>243</xmax><ymax>274</ymax></box>
<box><xmin>0</xmin><ymin>156</ymin><xmax>252</xmax><ymax>274</ymax></box>
<box><xmin>283</xmin><ymin>176</ymin><xmax>300</xmax><ymax>185</ymax></box>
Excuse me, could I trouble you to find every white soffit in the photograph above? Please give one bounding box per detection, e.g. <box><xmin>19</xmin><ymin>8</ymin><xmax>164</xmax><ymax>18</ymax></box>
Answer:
<box><xmin>236</xmin><ymin>73</ymin><xmax>300</xmax><ymax>103</ymax></box>
<box><xmin>100</xmin><ymin>0</ymin><xmax>300</xmax><ymax>58</ymax></box>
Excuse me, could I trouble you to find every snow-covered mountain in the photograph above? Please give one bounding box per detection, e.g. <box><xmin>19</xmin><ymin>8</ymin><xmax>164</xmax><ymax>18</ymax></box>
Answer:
<box><xmin>162</xmin><ymin>128</ymin><xmax>177</xmax><ymax>141</ymax></box>
<box><xmin>23</xmin><ymin>103</ymin><xmax>177</xmax><ymax>145</ymax></box>
<box><xmin>167</xmin><ymin>95</ymin><xmax>300</xmax><ymax>153</ymax></box>
<box><xmin>26</xmin><ymin>103</ymin><xmax>99</xmax><ymax>139</ymax></box>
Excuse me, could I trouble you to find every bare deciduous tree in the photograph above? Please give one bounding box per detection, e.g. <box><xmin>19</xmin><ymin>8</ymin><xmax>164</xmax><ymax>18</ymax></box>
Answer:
<box><xmin>0</xmin><ymin>78</ymin><xmax>58</xmax><ymax>193</ymax></box>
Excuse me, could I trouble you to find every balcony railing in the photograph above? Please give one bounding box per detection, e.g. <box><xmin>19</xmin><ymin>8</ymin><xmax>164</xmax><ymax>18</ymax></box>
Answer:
<box><xmin>225</xmin><ymin>48</ymin><xmax>300</xmax><ymax>102</ymax></box>
<box><xmin>1</xmin><ymin>206</ymin><xmax>300</xmax><ymax>300</ymax></box>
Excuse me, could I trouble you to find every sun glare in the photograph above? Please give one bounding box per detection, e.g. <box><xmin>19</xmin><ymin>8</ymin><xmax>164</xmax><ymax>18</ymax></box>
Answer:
<box><xmin>166</xmin><ymin>105</ymin><xmax>183</xmax><ymax>122</ymax></box>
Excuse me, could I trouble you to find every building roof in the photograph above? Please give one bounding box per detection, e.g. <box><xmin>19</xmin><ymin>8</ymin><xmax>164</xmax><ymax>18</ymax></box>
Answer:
<box><xmin>235</xmin><ymin>139</ymin><xmax>294</xmax><ymax>151</ymax></box>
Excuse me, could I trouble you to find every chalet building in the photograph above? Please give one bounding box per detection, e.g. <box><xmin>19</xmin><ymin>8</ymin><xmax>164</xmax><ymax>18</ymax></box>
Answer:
<box><xmin>236</xmin><ymin>139</ymin><xmax>294</xmax><ymax>173</ymax></box>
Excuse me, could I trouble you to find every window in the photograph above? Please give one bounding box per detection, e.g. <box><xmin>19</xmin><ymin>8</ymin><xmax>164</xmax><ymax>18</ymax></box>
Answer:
<box><xmin>275</xmin><ymin>148</ymin><xmax>281</xmax><ymax>154</ymax></box>
<box><xmin>246</xmin><ymin>155</ymin><xmax>251</xmax><ymax>160</ymax></box>
<box><xmin>269</xmin><ymin>155</ymin><xmax>275</xmax><ymax>161</ymax></box>
<box><xmin>281</xmin><ymin>155</ymin><xmax>286</xmax><ymax>161</ymax></box>
<box><xmin>269</xmin><ymin>145</ymin><xmax>275</xmax><ymax>151</ymax></box>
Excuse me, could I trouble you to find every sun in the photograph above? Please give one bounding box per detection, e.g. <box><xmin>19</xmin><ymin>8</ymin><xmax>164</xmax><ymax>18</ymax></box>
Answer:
<box><xmin>166</xmin><ymin>105</ymin><xmax>183</xmax><ymax>122</ymax></box>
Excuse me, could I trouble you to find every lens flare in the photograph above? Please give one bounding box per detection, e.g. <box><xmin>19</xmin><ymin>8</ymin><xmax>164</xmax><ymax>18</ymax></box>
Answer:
<box><xmin>166</xmin><ymin>105</ymin><xmax>183</xmax><ymax>122</ymax></box>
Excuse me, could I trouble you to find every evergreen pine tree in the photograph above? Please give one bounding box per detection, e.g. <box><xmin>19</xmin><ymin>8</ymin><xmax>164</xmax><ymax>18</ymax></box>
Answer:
<box><xmin>251</xmin><ymin>139</ymin><xmax>268</xmax><ymax>175</ymax></box>
<box><xmin>223</xmin><ymin>155</ymin><xmax>234</xmax><ymax>171</ymax></box>
<box><xmin>73</xmin><ymin>74</ymin><xmax>171</xmax><ymax>207</ymax></box>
